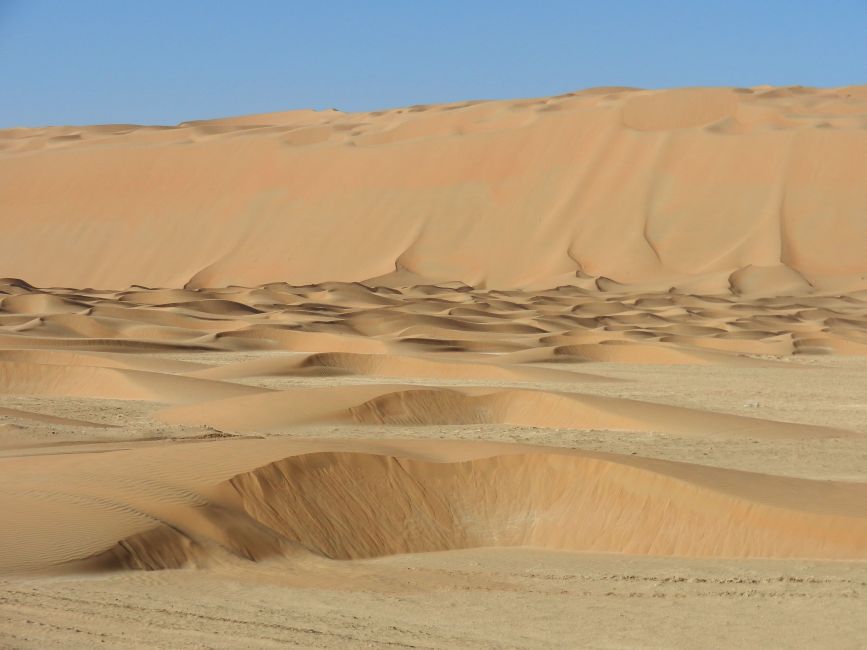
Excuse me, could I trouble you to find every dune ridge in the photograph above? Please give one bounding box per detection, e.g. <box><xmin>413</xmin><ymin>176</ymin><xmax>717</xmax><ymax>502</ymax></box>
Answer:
<box><xmin>1</xmin><ymin>86</ymin><xmax>865</xmax><ymax>292</ymax></box>
<box><xmin>2</xmin><ymin>440</ymin><xmax>865</xmax><ymax>575</ymax></box>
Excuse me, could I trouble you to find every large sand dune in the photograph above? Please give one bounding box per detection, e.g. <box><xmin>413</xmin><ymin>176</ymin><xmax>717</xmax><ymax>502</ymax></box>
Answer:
<box><xmin>2</xmin><ymin>88</ymin><xmax>867</xmax><ymax>648</ymax></box>
<box><xmin>1</xmin><ymin>86</ymin><xmax>865</xmax><ymax>291</ymax></box>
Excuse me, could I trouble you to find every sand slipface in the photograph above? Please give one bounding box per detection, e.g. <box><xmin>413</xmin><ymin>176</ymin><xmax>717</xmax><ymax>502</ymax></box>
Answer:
<box><xmin>0</xmin><ymin>85</ymin><xmax>866</xmax><ymax>292</ymax></box>
<box><xmin>1</xmin><ymin>88</ymin><xmax>867</xmax><ymax>648</ymax></box>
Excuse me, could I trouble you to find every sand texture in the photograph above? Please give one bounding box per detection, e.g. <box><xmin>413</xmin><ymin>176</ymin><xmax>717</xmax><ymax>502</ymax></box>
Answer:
<box><xmin>1</xmin><ymin>85</ymin><xmax>866</xmax><ymax>292</ymax></box>
<box><xmin>1</xmin><ymin>279</ymin><xmax>866</xmax><ymax>647</ymax></box>
<box><xmin>1</xmin><ymin>86</ymin><xmax>867</xmax><ymax>648</ymax></box>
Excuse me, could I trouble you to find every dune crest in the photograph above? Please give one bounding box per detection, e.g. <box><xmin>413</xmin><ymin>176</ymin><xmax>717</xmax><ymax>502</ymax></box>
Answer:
<box><xmin>1</xmin><ymin>86</ymin><xmax>865</xmax><ymax>292</ymax></box>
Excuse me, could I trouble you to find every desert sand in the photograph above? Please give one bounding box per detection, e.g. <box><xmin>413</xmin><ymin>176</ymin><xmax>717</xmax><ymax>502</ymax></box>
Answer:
<box><xmin>1</xmin><ymin>86</ymin><xmax>866</xmax><ymax>649</ymax></box>
<box><xmin>1</xmin><ymin>85</ymin><xmax>866</xmax><ymax>292</ymax></box>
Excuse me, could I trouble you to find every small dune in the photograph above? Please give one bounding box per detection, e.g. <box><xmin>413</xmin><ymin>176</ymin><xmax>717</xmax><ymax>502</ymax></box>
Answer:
<box><xmin>2</xmin><ymin>440</ymin><xmax>864</xmax><ymax>575</ymax></box>
<box><xmin>0</xmin><ymin>360</ymin><xmax>267</xmax><ymax>403</ymax></box>
<box><xmin>187</xmin><ymin>351</ymin><xmax>606</xmax><ymax>383</ymax></box>
<box><xmin>2</xmin><ymin>279</ymin><xmax>863</xmax><ymax>359</ymax></box>
<box><xmin>160</xmin><ymin>384</ymin><xmax>852</xmax><ymax>439</ymax></box>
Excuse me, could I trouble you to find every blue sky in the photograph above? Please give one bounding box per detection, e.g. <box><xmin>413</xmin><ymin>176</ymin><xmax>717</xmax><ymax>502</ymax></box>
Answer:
<box><xmin>1</xmin><ymin>0</ymin><xmax>865</xmax><ymax>126</ymax></box>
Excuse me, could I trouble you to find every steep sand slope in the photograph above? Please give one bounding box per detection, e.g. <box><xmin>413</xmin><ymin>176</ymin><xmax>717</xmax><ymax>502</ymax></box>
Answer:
<box><xmin>2</xmin><ymin>439</ymin><xmax>865</xmax><ymax>575</ymax></box>
<box><xmin>1</xmin><ymin>86</ymin><xmax>865</xmax><ymax>291</ymax></box>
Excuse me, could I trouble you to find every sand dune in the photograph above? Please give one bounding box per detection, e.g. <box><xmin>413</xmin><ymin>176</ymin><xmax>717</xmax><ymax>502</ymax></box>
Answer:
<box><xmin>2</xmin><ymin>439</ymin><xmax>865</xmax><ymax>576</ymax></box>
<box><xmin>2</xmin><ymin>87</ymin><xmax>867</xmax><ymax>648</ymax></box>
<box><xmin>224</xmin><ymin>449</ymin><xmax>867</xmax><ymax>560</ymax></box>
<box><xmin>2</xmin><ymin>281</ymin><xmax>865</xmax><ymax>360</ymax></box>
<box><xmin>158</xmin><ymin>383</ymin><xmax>851</xmax><ymax>440</ymax></box>
<box><xmin>185</xmin><ymin>351</ymin><xmax>607</xmax><ymax>382</ymax></box>
<box><xmin>0</xmin><ymin>360</ymin><xmax>266</xmax><ymax>402</ymax></box>
<box><xmin>1</xmin><ymin>86</ymin><xmax>865</xmax><ymax>292</ymax></box>
<box><xmin>0</xmin><ymin>349</ymin><xmax>207</xmax><ymax>373</ymax></box>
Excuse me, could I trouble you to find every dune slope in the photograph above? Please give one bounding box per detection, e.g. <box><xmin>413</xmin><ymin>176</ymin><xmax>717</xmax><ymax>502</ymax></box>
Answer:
<box><xmin>1</xmin><ymin>86</ymin><xmax>865</xmax><ymax>291</ymax></box>
<box><xmin>3</xmin><ymin>439</ymin><xmax>865</xmax><ymax>575</ymax></box>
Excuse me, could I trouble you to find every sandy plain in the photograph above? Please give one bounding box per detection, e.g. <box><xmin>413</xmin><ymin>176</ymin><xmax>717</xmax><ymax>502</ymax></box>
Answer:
<box><xmin>1</xmin><ymin>85</ymin><xmax>866</xmax><ymax>648</ymax></box>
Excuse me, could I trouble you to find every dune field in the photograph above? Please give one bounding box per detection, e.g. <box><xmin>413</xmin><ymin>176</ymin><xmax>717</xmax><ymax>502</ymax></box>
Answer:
<box><xmin>1</xmin><ymin>86</ymin><xmax>866</xmax><ymax>648</ymax></box>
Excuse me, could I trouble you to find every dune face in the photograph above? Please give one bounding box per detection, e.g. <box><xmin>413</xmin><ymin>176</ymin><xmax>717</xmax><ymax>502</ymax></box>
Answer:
<box><xmin>228</xmin><ymin>452</ymin><xmax>867</xmax><ymax>561</ymax></box>
<box><xmin>4</xmin><ymin>443</ymin><xmax>864</xmax><ymax>576</ymax></box>
<box><xmin>1</xmin><ymin>86</ymin><xmax>866</xmax><ymax>292</ymax></box>
<box><xmin>2</xmin><ymin>89</ymin><xmax>867</xmax><ymax>649</ymax></box>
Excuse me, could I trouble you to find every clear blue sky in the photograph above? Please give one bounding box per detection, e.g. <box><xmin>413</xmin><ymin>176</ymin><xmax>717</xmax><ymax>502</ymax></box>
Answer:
<box><xmin>1</xmin><ymin>0</ymin><xmax>865</xmax><ymax>127</ymax></box>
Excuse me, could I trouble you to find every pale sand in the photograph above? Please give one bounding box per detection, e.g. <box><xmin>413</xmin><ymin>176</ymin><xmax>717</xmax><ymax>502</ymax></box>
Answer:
<box><xmin>1</xmin><ymin>85</ymin><xmax>866</xmax><ymax>647</ymax></box>
<box><xmin>0</xmin><ymin>86</ymin><xmax>866</xmax><ymax>292</ymax></box>
<box><xmin>0</xmin><ymin>280</ymin><xmax>865</xmax><ymax>648</ymax></box>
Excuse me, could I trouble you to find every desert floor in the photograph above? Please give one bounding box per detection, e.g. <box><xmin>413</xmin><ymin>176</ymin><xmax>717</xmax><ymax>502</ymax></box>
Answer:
<box><xmin>0</xmin><ymin>281</ymin><xmax>865</xmax><ymax>649</ymax></box>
